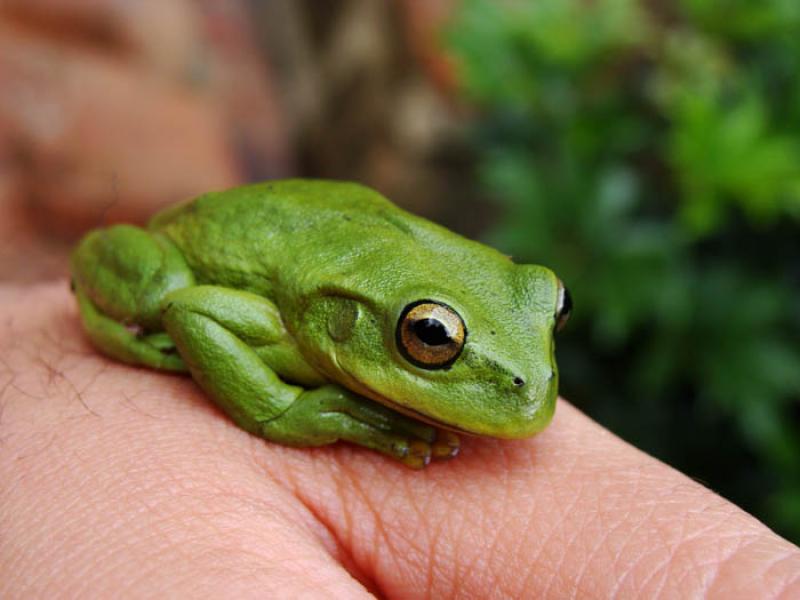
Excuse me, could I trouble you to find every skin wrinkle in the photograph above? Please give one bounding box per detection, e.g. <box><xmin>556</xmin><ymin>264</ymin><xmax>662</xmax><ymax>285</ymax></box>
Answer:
<box><xmin>691</xmin><ymin>535</ymin><xmax>762</xmax><ymax>597</ymax></box>
<box><xmin>551</xmin><ymin>484</ymin><xmax>597</xmax><ymax>595</ymax></box>
<box><xmin>600</xmin><ymin>477</ymin><xmax>653</xmax><ymax>578</ymax></box>
<box><xmin>0</xmin><ymin>362</ymin><xmax>14</xmax><ymax>423</ymax></box>
<box><xmin>397</xmin><ymin>475</ymin><xmax>439</xmax><ymax>598</ymax></box>
<box><xmin>460</xmin><ymin>490</ymin><xmax>503</xmax><ymax>595</ymax></box>
<box><xmin>366</xmin><ymin>471</ymin><xmax>429</xmax><ymax>572</ymax></box>
<box><xmin>136</xmin><ymin>529</ymin><xmax>328</xmax><ymax>597</ymax></box>
<box><xmin>452</xmin><ymin>510</ymin><xmax>492</xmax><ymax>599</ymax></box>
<box><xmin>440</xmin><ymin>515</ymin><xmax>469</xmax><ymax>600</ymax></box>
<box><xmin>465</xmin><ymin>470</ymin><xmax>507</xmax><ymax>589</ymax></box>
<box><xmin>75</xmin><ymin>514</ymin><xmax>225</xmax><ymax>595</ymax></box>
<box><xmin>441</xmin><ymin>485</ymin><xmax>470</xmax><ymax>598</ymax></box>
<box><xmin>761</xmin><ymin>549</ymin><xmax>800</xmax><ymax>595</ymax></box>
<box><xmin>769</xmin><ymin>562</ymin><xmax>800</xmax><ymax>598</ymax></box>
<box><xmin>52</xmin><ymin>448</ymin><xmax>190</xmax><ymax>589</ymax></box>
<box><xmin>485</xmin><ymin>482</ymin><xmax>526</xmax><ymax>598</ymax></box>
<box><xmin>438</xmin><ymin>452</ymin><xmax>507</xmax><ymax>596</ymax></box>
<box><xmin>119</xmin><ymin>389</ymin><xmax>161</xmax><ymax>420</ymax></box>
<box><xmin>613</xmin><ymin>485</ymin><xmax>712</xmax><ymax>597</ymax></box>
<box><xmin>332</xmin><ymin>458</ymin><xmax>357</xmax><ymax>568</ymax></box>
<box><xmin>490</xmin><ymin>445</ymin><xmax>528</xmax><ymax>598</ymax></box>
<box><xmin>367</xmin><ymin>489</ymin><xmax>436</xmax><ymax>597</ymax></box>
<box><xmin>280</xmin><ymin>452</ymin><xmax>403</xmax><ymax>597</ymax></box>
<box><xmin>517</xmin><ymin>490</ymin><xmax>560</xmax><ymax>598</ymax></box>
<box><xmin>704</xmin><ymin>534</ymin><xmax>798</xmax><ymax>598</ymax></box>
<box><xmin>616</xmin><ymin>493</ymin><xmax>753</xmax><ymax>598</ymax></box>
<box><xmin>660</xmin><ymin>502</ymin><xmax>760</xmax><ymax>594</ymax></box>
<box><xmin>1</xmin><ymin>409</ymin><xmax>48</xmax><ymax>455</ymax></box>
<box><xmin>578</xmin><ymin>482</ymin><xmax>628</xmax><ymax>587</ymax></box>
<box><xmin>674</xmin><ymin>528</ymin><xmax>760</xmax><ymax>594</ymax></box>
<box><xmin>412</xmin><ymin>472</ymin><xmax>488</xmax><ymax>597</ymax></box>
<box><xmin>636</xmin><ymin>536</ymin><xmax>688</xmax><ymax>599</ymax></box>
<box><xmin>605</xmin><ymin>480</ymin><xmax>676</xmax><ymax>597</ymax></box>
<box><xmin>337</xmin><ymin>492</ymin><xmax>389</xmax><ymax>596</ymax></box>
<box><xmin>610</xmin><ymin>513</ymin><xmax>670</xmax><ymax>597</ymax></box>
<box><xmin>595</xmin><ymin>475</ymin><xmax>708</xmax><ymax>595</ymax></box>
<box><xmin>536</xmin><ymin>477</ymin><xmax>590</xmax><ymax>596</ymax></box>
<box><xmin>145</xmin><ymin>504</ymin><xmax>309</xmax><ymax>586</ymax></box>
<box><xmin>279</xmin><ymin>456</ymin><xmax>383</xmax><ymax>595</ymax></box>
<box><xmin>536</xmin><ymin>454</ymin><xmax>586</xmax><ymax>557</ymax></box>
<box><xmin>651</xmin><ymin>515</ymin><xmax>716</xmax><ymax>597</ymax></box>
<box><xmin>703</xmin><ymin>541</ymin><xmax>769</xmax><ymax>599</ymax></box>
<box><xmin>20</xmin><ymin>474</ymin><xmax>108</xmax><ymax>594</ymax></box>
<box><xmin>571</xmin><ymin>490</ymin><xmax>625</xmax><ymax>596</ymax></box>
<box><xmin>100</xmin><ymin>497</ymin><xmax>198</xmax><ymax>577</ymax></box>
<box><xmin>425</xmin><ymin>516</ymin><xmax>452</xmax><ymax>600</ymax></box>
<box><xmin>612</xmin><ymin>501</ymin><xmax>683</xmax><ymax>597</ymax></box>
<box><xmin>494</xmin><ymin>440</ymin><xmax>571</xmax><ymax>594</ymax></box>
<box><xmin>437</xmin><ymin>478</ymin><xmax>469</xmax><ymax>600</ymax></box>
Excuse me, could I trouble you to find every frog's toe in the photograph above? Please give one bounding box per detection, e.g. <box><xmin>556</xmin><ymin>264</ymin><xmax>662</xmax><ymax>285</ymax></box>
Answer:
<box><xmin>384</xmin><ymin>426</ymin><xmax>459</xmax><ymax>467</ymax></box>
<box><xmin>431</xmin><ymin>431</ymin><xmax>460</xmax><ymax>460</ymax></box>
<box><xmin>390</xmin><ymin>432</ymin><xmax>458</xmax><ymax>468</ymax></box>
<box><xmin>398</xmin><ymin>440</ymin><xmax>432</xmax><ymax>469</ymax></box>
<box><xmin>387</xmin><ymin>438</ymin><xmax>430</xmax><ymax>469</ymax></box>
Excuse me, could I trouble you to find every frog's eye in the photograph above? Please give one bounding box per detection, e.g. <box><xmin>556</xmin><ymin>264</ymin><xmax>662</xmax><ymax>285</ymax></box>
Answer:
<box><xmin>555</xmin><ymin>281</ymin><xmax>572</xmax><ymax>332</ymax></box>
<box><xmin>396</xmin><ymin>300</ymin><xmax>466</xmax><ymax>369</ymax></box>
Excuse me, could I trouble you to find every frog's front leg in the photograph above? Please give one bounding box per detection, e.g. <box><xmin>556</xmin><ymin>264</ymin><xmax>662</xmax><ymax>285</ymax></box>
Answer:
<box><xmin>162</xmin><ymin>286</ymin><xmax>459</xmax><ymax>468</ymax></box>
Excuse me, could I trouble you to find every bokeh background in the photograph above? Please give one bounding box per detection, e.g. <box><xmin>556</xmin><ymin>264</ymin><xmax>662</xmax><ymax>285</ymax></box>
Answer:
<box><xmin>1</xmin><ymin>0</ymin><xmax>798</xmax><ymax>542</ymax></box>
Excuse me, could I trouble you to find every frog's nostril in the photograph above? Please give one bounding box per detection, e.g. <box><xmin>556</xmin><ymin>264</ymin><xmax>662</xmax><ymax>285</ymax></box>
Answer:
<box><xmin>513</xmin><ymin>376</ymin><xmax>525</xmax><ymax>387</ymax></box>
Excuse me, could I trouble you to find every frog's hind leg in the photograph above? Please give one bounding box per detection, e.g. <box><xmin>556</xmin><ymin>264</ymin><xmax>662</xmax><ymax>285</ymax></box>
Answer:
<box><xmin>160</xmin><ymin>285</ymin><xmax>458</xmax><ymax>468</ymax></box>
<box><xmin>71</xmin><ymin>225</ymin><xmax>195</xmax><ymax>372</ymax></box>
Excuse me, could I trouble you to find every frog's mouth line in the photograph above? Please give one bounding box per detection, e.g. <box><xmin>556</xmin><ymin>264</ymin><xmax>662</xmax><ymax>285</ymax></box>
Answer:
<box><xmin>339</xmin><ymin>367</ymin><xmax>476</xmax><ymax>436</ymax></box>
<box><xmin>328</xmin><ymin>351</ymin><xmax>480</xmax><ymax>435</ymax></box>
<box><xmin>375</xmin><ymin>394</ymin><xmax>475</xmax><ymax>435</ymax></box>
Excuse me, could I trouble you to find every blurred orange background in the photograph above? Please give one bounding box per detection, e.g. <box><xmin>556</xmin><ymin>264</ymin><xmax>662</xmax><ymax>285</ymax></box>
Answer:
<box><xmin>0</xmin><ymin>0</ymin><xmax>472</xmax><ymax>280</ymax></box>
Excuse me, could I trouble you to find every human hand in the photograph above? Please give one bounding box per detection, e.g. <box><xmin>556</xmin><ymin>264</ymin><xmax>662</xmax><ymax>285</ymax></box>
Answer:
<box><xmin>2</xmin><ymin>283</ymin><xmax>798</xmax><ymax>598</ymax></box>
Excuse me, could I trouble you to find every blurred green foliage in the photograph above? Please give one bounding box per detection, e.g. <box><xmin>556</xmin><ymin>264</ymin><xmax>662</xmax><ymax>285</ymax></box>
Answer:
<box><xmin>448</xmin><ymin>0</ymin><xmax>800</xmax><ymax>540</ymax></box>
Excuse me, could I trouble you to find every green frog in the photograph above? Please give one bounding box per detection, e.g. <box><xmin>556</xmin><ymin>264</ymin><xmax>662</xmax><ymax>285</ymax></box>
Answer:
<box><xmin>71</xmin><ymin>180</ymin><xmax>571</xmax><ymax>468</ymax></box>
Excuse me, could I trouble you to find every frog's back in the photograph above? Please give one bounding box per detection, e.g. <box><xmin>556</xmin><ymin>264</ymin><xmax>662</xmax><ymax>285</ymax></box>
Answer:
<box><xmin>148</xmin><ymin>179</ymin><xmax>439</xmax><ymax>300</ymax></box>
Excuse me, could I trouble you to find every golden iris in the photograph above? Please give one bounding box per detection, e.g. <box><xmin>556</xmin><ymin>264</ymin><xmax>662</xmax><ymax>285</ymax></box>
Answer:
<box><xmin>397</xmin><ymin>301</ymin><xmax>466</xmax><ymax>369</ymax></box>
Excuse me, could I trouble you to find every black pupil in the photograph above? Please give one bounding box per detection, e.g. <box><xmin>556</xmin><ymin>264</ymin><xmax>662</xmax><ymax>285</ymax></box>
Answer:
<box><xmin>412</xmin><ymin>318</ymin><xmax>451</xmax><ymax>346</ymax></box>
<box><xmin>556</xmin><ymin>286</ymin><xmax>573</xmax><ymax>332</ymax></box>
<box><xmin>560</xmin><ymin>287</ymin><xmax>573</xmax><ymax>318</ymax></box>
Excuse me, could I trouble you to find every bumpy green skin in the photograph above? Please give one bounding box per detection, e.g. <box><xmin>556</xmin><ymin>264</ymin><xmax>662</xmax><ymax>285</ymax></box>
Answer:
<box><xmin>71</xmin><ymin>180</ymin><xmax>561</xmax><ymax>468</ymax></box>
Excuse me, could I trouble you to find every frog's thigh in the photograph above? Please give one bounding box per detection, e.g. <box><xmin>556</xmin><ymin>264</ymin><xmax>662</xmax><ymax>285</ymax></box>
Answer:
<box><xmin>161</xmin><ymin>286</ymin><xmax>303</xmax><ymax>432</ymax></box>
<box><xmin>71</xmin><ymin>225</ymin><xmax>194</xmax><ymax>371</ymax></box>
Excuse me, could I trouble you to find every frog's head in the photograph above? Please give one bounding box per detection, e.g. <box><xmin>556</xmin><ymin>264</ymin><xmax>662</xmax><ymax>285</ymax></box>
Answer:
<box><xmin>294</xmin><ymin>256</ymin><xmax>570</xmax><ymax>439</ymax></box>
